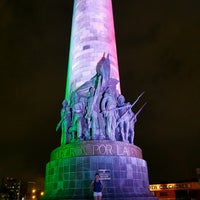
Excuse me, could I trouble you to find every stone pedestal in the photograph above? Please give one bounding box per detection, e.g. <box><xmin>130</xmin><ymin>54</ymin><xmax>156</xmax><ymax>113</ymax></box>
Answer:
<box><xmin>42</xmin><ymin>141</ymin><xmax>157</xmax><ymax>200</ymax></box>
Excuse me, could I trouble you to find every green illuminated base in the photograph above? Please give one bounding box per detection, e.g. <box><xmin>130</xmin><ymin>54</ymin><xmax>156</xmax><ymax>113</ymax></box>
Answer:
<box><xmin>42</xmin><ymin>141</ymin><xmax>157</xmax><ymax>200</ymax></box>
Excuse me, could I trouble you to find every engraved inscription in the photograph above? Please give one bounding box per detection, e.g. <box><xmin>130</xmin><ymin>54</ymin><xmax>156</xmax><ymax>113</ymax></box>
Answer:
<box><xmin>50</xmin><ymin>141</ymin><xmax>143</xmax><ymax>160</ymax></box>
<box><xmin>93</xmin><ymin>144</ymin><xmax>113</xmax><ymax>155</ymax></box>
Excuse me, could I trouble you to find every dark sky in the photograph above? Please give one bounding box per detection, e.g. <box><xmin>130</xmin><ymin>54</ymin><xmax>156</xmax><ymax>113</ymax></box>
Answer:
<box><xmin>0</xmin><ymin>0</ymin><xmax>200</xmax><ymax>185</ymax></box>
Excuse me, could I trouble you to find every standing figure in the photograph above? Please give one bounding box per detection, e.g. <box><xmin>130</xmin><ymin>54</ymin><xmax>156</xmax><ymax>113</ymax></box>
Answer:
<box><xmin>85</xmin><ymin>87</ymin><xmax>98</xmax><ymax>139</ymax></box>
<box><xmin>85</xmin><ymin>73</ymin><xmax>102</xmax><ymax>139</ymax></box>
<box><xmin>69</xmin><ymin>96</ymin><xmax>86</xmax><ymax>141</ymax></box>
<box><xmin>101</xmin><ymin>88</ymin><xmax>117</xmax><ymax>140</ymax></box>
<box><xmin>90</xmin><ymin>173</ymin><xmax>104</xmax><ymax>200</ymax></box>
<box><xmin>128</xmin><ymin>112</ymin><xmax>136</xmax><ymax>144</ymax></box>
<box><xmin>116</xmin><ymin>95</ymin><xmax>132</xmax><ymax>142</ymax></box>
<box><xmin>128</xmin><ymin>102</ymin><xmax>147</xmax><ymax>144</ymax></box>
<box><xmin>56</xmin><ymin>100</ymin><xmax>71</xmax><ymax>145</ymax></box>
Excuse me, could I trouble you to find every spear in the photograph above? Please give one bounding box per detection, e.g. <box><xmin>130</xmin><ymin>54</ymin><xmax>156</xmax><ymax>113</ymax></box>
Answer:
<box><xmin>131</xmin><ymin>91</ymin><xmax>145</xmax><ymax>108</ymax></box>
<box><xmin>117</xmin><ymin>102</ymin><xmax>147</xmax><ymax>125</ymax></box>
<box><xmin>134</xmin><ymin>102</ymin><xmax>147</xmax><ymax>119</ymax></box>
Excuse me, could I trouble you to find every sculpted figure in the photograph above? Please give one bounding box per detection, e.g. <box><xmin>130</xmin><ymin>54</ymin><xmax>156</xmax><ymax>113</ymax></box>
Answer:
<box><xmin>116</xmin><ymin>95</ymin><xmax>132</xmax><ymax>142</ymax></box>
<box><xmin>85</xmin><ymin>72</ymin><xmax>103</xmax><ymax>138</ymax></box>
<box><xmin>101</xmin><ymin>88</ymin><xmax>117</xmax><ymax>140</ymax></box>
<box><xmin>85</xmin><ymin>87</ymin><xmax>98</xmax><ymax>139</ymax></box>
<box><xmin>56</xmin><ymin>100</ymin><xmax>71</xmax><ymax>145</ymax></box>
<box><xmin>116</xmin><ymin>92</ymin><xmax>146</xmax><ymax>143</ymax></box>
<box><xmin>128</xmin><ymin>102</ymin><xmax>147</xmax><ymax>144</ymax></box>
<box><xmin>128</xmin><ymin>112</ymin><xmax>136</xmax><ymax>144</ymax></box>
<box><xmin>69</xmin><ymin>95</ymin><xmax>86</xmax><ymax>141</ymax></box>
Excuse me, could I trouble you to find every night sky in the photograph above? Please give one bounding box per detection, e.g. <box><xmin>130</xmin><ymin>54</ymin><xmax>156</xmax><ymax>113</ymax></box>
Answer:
<box><xmin>0</xmin><ymin>0</ymin><xmax>200</xmax><ymax>185</ymax></box>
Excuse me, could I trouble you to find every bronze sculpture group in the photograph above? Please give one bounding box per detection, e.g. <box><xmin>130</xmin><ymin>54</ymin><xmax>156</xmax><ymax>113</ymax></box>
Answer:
<box><xmin>56</xmin><ymin>55</ymin><xmax>145</xmax><ymax>145</ymax></box>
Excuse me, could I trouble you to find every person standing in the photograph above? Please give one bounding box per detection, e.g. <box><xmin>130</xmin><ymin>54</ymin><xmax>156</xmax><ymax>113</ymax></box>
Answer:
<box><xmin>90</xmin><ymin>173</ymin><xmax>104</xmax><ymax>200</ymax></box>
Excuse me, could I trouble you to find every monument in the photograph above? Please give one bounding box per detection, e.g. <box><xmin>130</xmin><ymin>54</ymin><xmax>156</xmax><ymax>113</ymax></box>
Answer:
<box><xmin>42</xmin><ymin>0</ymin><xmax>157</xmax><ymax>199</ymax></box>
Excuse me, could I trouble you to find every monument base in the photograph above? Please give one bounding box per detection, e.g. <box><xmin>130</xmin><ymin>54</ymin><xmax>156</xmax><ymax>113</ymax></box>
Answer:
<box><xmin>42</xmin><ymin>141</ymin><xmax>157</xmax><ymax>200</ymax></box>
<box><xmin>42</xmin><ymin>197</ymin><xmax>157</xmax><ymax>200</ymax></box>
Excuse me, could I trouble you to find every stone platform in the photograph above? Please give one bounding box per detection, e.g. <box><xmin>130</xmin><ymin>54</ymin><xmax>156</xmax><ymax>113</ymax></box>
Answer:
<box><xmin>42</xmin><ymin>141</ymin><xmax>157</xmax><ymax>200</ymax></box>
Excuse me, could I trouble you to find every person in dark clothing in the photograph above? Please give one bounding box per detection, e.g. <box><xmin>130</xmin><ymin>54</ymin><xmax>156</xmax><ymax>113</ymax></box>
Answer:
<box><xmin>90</xmin><ymin>173</ymin><xmax>104</xmax><ymax>200</ymax></box>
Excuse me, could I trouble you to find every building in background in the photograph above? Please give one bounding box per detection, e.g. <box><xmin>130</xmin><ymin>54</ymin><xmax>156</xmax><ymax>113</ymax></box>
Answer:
<box><xmin>0</xmin><ymin>178</ymin><xmax>44</xmax><ymax>200</ymax></box>
<box><xmin>0</xmin><ymin>177</ymin><xmax>21</xmax><ymax>200</ymax></box>
<box><xmin>25</xmin><ymin>181</ymin><xmax>44</xmax><ymax>200</ymax></box>
<box><xmin>150</xmin><ymin>181</ymin><xmax>200</xmax><ymax>200</ymax></box>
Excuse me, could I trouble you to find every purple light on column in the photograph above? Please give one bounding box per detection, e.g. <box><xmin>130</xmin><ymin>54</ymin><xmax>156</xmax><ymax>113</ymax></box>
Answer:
<box><xmin>65</xmin><ymin>0</ymin><xmax>120</xmax><ymax>99</ymax></box>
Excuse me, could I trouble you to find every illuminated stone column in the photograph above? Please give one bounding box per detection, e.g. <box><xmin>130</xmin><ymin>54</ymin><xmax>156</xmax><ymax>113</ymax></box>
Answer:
<box><xmin>42</xmin><ymin>0</ymin><xmax>158</xmax><ymax>199</ymax></box>
<box><xmin>65</xmin><ymin>0</ymin><xmax>120</xmax><ymax>99</ymax></box>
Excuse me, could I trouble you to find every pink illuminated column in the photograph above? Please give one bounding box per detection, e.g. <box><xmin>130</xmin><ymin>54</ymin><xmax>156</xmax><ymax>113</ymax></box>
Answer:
<box><xmin>65</xmin><ymin>0</ymin><xmax>120</xmax><ymax>99</ymax></box>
